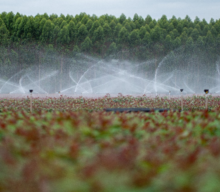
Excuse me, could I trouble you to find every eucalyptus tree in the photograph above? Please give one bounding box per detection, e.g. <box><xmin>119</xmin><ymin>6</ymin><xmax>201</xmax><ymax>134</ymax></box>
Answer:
<box><xmin>139</xmin><ymin>26</ymin><xmax>146</xmax><ymax>39</ymax></box>
<box><xmin>107</xmin><ymin>42</ymin><xmax>117</xmax><ymax>55</ymax></box>
<box><xmin>118</xmin><ymin>27</ymin><xmax>129</xmax><ymax>45</ymax></box>
<box><xmin>0</xmin><ymin>18</ymin><xmax>9</xmax><ymax>46</ymax></box>
<box><xmin>103</xmin><ymin>23</ymin><xmax>111</xmax><ymax>40</ymax></box>
<box><xmin>86</xmin><ymin>19</ymin><xmax>93</xmax><ymax>32</ymax></box>
<box><xmin>77</xmin><ymin>24</ymin><xmax>88</xmax><ymax>42</ymax></box>
<box><xmin>24</xmin><ymin>16</ymin><xmax>35</xmax><ymax>39</ymax></box>
<box><xmin>93</xmin><ymin>26</ymin><xmax>104</xmax><ymax>43</ymax></box>
<box><xmin>81</xmin><ymin>36</ymin><xmax>92</xmax><ymax>52</ymax></box>
<box><xmin>40</xmin><ymin>20</ymin><xmax>54</xmax><ymax>43</ymax></box>
<box><xmin>119</xmin><ymin>13</ymin><xmax>126</xmax><ymax>24</ymax></box>
<box><xmin>68</xmin><ymin>21</ymin><xmax>76</xmax><ymax>42</ymax></box>
<box><xmin>89</xmin><ymin>20</ymin><xmax>100</xmax><ymax>35</ymax></box>
<box><xmin>129</xmin><ymin>29</ymin><xmax>140</xmax><ymax>46</ymax></box>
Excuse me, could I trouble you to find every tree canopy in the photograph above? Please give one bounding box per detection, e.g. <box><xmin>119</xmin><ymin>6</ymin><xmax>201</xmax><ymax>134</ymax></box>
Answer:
<box><xmin>0</xmin><ymin>11</ymin><xmax>219</xmax><ymax>63</ymax></box>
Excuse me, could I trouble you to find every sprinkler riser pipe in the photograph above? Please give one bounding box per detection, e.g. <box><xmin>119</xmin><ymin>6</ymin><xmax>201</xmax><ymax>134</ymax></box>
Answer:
<box><xmin>205</xmin><ymin>96</ymin><xmax>208</xmax><ymax>109</ymax></box>
<box><xmin>181</xmin><ymin>93</ymin><xmax>183</xmax><ymax>111</ymax></box>
<box><xmin>30</xmin><ymin>93</ymin><xmax>33</xmax><ymax>113</ymax></box>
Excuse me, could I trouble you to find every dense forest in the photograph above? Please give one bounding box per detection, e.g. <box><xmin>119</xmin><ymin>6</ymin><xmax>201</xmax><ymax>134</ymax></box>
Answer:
<box><xmin>0</xmin><ymin>11</ymin><xmax>219</xmax><ymax>83</ymax></box>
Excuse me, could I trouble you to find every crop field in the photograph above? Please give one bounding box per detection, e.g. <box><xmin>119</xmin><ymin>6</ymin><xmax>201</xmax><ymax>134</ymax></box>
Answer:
<box><xmin>0</xmin><ymin>94</ymin><xmax>220</xmax><ymax>112</ymax></box>
<box><xmin>1</xmin><ymin>95</ymin><xmax>220</xmax><ymax>192</ymax></box>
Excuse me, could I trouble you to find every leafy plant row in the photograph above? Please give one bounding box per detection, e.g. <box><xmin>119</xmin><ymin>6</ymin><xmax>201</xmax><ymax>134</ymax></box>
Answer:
<box><xmin>1</xmin><ymin>109</ymin><xmax>220</xmax><ymax>191</ymax></box>
<box><xmin>0</xmin><ymin>95</ymin><xmax>219</xmax><ymax>112</ymax></box>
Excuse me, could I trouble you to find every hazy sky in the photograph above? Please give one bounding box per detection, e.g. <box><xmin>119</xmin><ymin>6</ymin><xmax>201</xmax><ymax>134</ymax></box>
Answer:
<box><xmin>0</xmin><ymin>0</ymin><xmax>220</xmax><ymax>22</ymax></box>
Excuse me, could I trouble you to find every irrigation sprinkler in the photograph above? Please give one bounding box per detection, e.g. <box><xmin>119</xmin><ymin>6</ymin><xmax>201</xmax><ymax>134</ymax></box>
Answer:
<box><xmin>29</xmin><ymin>90</ymin><xmax>33</xmax><ymax>113</ymax></box>
<box><xmin>180</xmin><ymin>89</ymin><xmax>183</xmax><ymax>111</ymax></box>
<box><xmin>204</xmin><ymin>89</ymin><xmax>209</xmax><ymax>109</ymax></box>
<box><xmin>58</xmin><ymin>91</ymin><xmax>61</xmax><ymax>97</ymax></box>
<box><xmin>169</xmin><ymin>91</ymin><xmax>171</xmax><ymax>100</ymax></box>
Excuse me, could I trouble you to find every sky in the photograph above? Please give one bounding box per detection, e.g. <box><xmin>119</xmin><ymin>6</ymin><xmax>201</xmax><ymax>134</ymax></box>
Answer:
<box><xmin>0</xmin><ymin>0</ymin><xmax>220</xmax><ymax>22</ymax></box>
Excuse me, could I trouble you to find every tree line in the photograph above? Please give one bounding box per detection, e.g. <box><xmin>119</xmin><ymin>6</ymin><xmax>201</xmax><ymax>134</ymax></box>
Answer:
<box><xmin>0</xmin><ymin>12</ymin><xmax>220</xmax><ymax>56</ymax></box>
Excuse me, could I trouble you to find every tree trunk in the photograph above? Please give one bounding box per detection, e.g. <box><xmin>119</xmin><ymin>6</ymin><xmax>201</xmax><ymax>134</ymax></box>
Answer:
<box><xmin>155</xmin><ymin>55</ymin><xmax>157</xmax><ymax>73</ymax></box>
<box><xmin>38</xmin><ymin>52</ymin><xmax>41</xmax><ymax>88</ymax></box>
<box><xmin>197</xmin><ymin>55</ymin><xmax>201</xmax><ymax>88</ymax></box>
<box><xmin>60</xmin><ymin>54</ymin><xmax>63</xmax><ymax>91</ymax></box>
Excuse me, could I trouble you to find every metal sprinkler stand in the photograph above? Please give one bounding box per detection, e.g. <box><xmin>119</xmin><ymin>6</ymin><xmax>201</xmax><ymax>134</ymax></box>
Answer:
<box><xmin>180</xmin><ymin>89</ymin><xmax>183</xmax><ymax>111</ymax></box>
<box><xmin>29</xmin><ymin>90</ymin><xmax>33</xmax><ymax>113</ymax></box>
<box><xmin>204</xmin><ymin>89</ymin><xmax>209</xmax><ymax>109</ymax></box>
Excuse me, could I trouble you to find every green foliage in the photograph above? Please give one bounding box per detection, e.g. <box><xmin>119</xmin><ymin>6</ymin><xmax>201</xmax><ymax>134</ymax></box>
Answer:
<box><xmin>114</xmin><ymin>23</ymin><xmax>122</xmax><ymax>37</ymax></box>
<box><xmin>165</xmin><ymin>34</ymin><xmax>172</xmax><ymax>50</ymax></box>
<box><xmin>216</xmin><ymin>34</ymin><xmax>220</xmax><ymax>49</ymax></box>
<box><xmin>24</xmin><ymin>17</ymin><xmax>35</xmax><ymax>39</ymax></box>
<box><xmin>118</xmin><ymin>27</ymin><xmax>129</xmax><ymax>44</ymax></box>
<box><xmin>0</xmin><ymin>11</ymin><xmax>219</xmax><ymax>61</ymax></box>
<box><xmin>206</xmin><ymin>30</ymin><xmax>214</xmax><ymax>45</ymax></box>
<box><xmin>77</xmin><ymin>24</ymin><xmax>88</xmax><ymax>42</ymax></box>
<box><xmin>145</xmin><ymin>15</ymin><xmax>152</xmax><ymax>24</ymax></box>
<box><xmin>180</xmin><ymin>31</ymin><xmax>188</xmax><ymax>44</ymax></box>
<box><xmin>129</xmin><ymin>29</ymin><xmax>140</xmax><ymax>46</ymax></box>
<box><xmin>40</xmin><ymin>20</ymin><xmax>54</xmax><ymax>43</ymax></box>
<box><xmin>81</xmin><ymin>36</ymin><xmax>92</xmax><ymax>52</ymax></box>
<box><xmin>151</xmin><ymin>25</ymin><xmax>162</xmax><ymax>42</ymax></box>
<box><xmin>191</xmin><ymin>28</ymin><xmax>200</xmax><ymax>41</ymax></box>
<box><xmin>93</xmin><ymin>26</ymin><xmax>104</xmax><ymax>43</ymax></box>
<box><xmin>173</xmin><ymin>37</ymin><xmax>181</xmax><ymax>49</ymax></box>
<box><xmin>73</xmin><ymin>44</ymin><xmax>80</xmax><ymax>54</ymax></box>
<box><xmin>68</xmin><ymin>21</ymin><xmax>76</xmax><ymax>41</ymax></box>
<box><xmin>89</xmin><ymin>20</ymin><xmax>100</xmax><ymax>35</ymax></box>
<box><xmin>109</xmin><ymin>20</ymin><xmax>116</xmax><ymax>34</ymax></box>
<box><xmin>53</xmin><ymin>26</ymin><xmax>60</xmax><ymax>43</ymax></box>
<box><xmin>57</xmin><ymin>25</ymin><xmax>70</xmax><ymax>44</ymax></box>
<box><xmin>139</xmin><ymin>26</ymin><xmax>146</xmax><ymax>39</ymax></box>
<box><xmin>1</xmin><ymin>101</ymin><xmax>220</xmax><ymax>191</ymax></box>
<box><xmin>81</xmin><ymin>15</ymin><xmax>89</xmax><ymax>24</ymax></box>
<box><xmin>107</xmin><ymin>42</ymin><xmax>117</xmax><ymax>55</ymax></box>
<box><xmin>5</xmin><ymin>11</ymin><xmax>14</xmax><ymax>33</ymax></box>
<box><xmin>143</xmin><ymin>32</ymin><xmax>152</xmax><ymax>46</ymax></box>
<box><xmin>0</xmin><ymin>19</ymin><xmax>9</xmax><ymax>46</ymax></box>
<box><xmin>197</xmin><ymin>36</ymin><xmax>205</xmax><ymax>47</ymax></box>
<box><xmin>186</xmin><ymin>37</ymin><xmax>194</xmax><ymax>50</ymax></box>
<box><xmin>86</xmin><ymin>19</ymin><xmax>93</xmax><ymax>31</ymax></box>
<box><xmin>119</xmin><ymin>13</ymin><xmax>126</xmax><ymax>24</ymax></box>
<box><xmin>103</xmin><ymin>23</ymin><xmax>111</xmax><ymax>38</ymax></box>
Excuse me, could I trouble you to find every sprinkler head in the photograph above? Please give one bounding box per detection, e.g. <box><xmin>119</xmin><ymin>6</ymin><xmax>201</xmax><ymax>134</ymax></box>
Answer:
<box><xmin>180</xmin><ymin>89</ymin><xmax>183</xmax><ymax>92</ymax></box>
<box><xmin>204</xmin><ymin>89</ymin><xmax>209</xmax><ymax>94</ymax></box>
<box><xmin>29</xmin><ymin>90</ymin><xmax>33</xmax><ymax>93</ymax></box>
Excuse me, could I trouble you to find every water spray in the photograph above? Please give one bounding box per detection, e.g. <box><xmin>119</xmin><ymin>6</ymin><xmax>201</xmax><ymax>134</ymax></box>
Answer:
<box><xmin>29</xmin><ymin>89</ymin><xmax>33</xmax><ymax>113</ymax></box>
<box><xmin>0</xmin><ymin>53</ymin><xmax>219</xmax><ymax>96</ymax></box>
<box><xmin>204</xmin><ymin>89</ymin><xmax>209</xmax><ymax>109</ymax></box>
<box><xmin>180</xmin><ymin>89</ymin><xmax>183</xmax><ymax>111</ymax></box>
